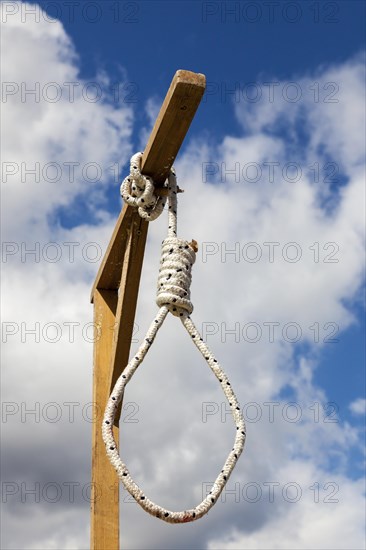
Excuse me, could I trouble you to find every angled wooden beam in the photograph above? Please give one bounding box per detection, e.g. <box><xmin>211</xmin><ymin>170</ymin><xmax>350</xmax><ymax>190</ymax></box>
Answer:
<box><xmin>105</xmin><ymin>70</ymin><xmax>206</xmax><ymax>395</ymax></box>
<box><xmin>91</xmin><ymin>70</ymin><xmax>206</xmax><ymax>300</ymax></box>
<box><xmin>90</xmin><ymin>203</ymin><xmax>133</xmax><ymax>302</ymax></box>
<box><xmin>90</xmin><ymin>70</ymin><xmax>206</xmax><ymax>550</ymax></box>
<box><xmin>141</xmin><ymin>70</ymin><xmax>206</xmax><ymax>185</ymax></box>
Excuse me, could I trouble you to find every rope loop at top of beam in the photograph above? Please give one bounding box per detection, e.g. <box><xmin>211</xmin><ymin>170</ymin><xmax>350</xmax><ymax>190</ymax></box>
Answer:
<box><xmin>102</xmin><ymin>154</ymin><xmax>246</xmax><ymax>523</ymax></box>
<box><xmin>120</xmin><ymin>152</ymin><xmax>167</xmax><ymax>220</ymax></box>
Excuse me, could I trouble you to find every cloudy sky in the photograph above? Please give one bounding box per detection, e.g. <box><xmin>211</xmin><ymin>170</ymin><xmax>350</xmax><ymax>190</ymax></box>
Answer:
<box><xmin>1</xmin><ymin>1</ymin><xmax>365</xmax><ymax>549</ymax></box>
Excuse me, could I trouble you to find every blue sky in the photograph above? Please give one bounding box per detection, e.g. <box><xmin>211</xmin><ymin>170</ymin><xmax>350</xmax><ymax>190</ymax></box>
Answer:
<box><xmin>35</xmin><ymin>0</ymin><xmax>365</xmax><ymax>137</ymax></box>
<box><xmin>27</xmin><ymin>1</ymin><xmax>365</xmax><ymax>148</ymax></box>
<box><xmin>1</xmin><ymin>1</ymin><xmax>365</xmax><ymax>549</ymax></box>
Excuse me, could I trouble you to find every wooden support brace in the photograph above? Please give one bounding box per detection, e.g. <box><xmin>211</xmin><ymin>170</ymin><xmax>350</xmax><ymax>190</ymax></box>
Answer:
<box><xmin>90</xmin><ymin>70</ymin><xmax>205</xmax><ymax>550</ymax></box>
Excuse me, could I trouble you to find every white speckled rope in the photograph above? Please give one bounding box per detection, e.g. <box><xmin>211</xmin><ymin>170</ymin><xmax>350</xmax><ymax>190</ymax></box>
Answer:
<box><xmin>102</xmin><ymin>155</ymin><xmax>246</xmax><ymax>523</ymax></box>
<box><xmin>120</xmin><ymin>152</ymin><xmax>166</xmax><ymax>220</ymax></box>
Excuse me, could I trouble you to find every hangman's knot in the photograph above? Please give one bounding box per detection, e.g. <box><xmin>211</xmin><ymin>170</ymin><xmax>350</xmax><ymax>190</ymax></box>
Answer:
<box><xmin>156</xmin><ymin>237</ymin><xmax>196</xmax><ymax>316</ymax></box>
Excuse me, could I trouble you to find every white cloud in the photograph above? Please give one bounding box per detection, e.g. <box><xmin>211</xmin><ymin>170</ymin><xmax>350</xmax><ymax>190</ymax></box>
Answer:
<box><xmin>1</xmin><ymin>2</ymin><xmax>133</xmax><ymax>243</ymax></box>
<box><xmin>349</xmin><ymin>398</ymin><xmax>366</xmax><ymax>415</ymax></box>
<box><xmin>207</xmin><ymin>463</ymin><xmax>366</xmax><ymax>550</ymax></box>
<box><xmin>234</xmin><ymin>52</ymin><xmax>366</xmax><ymax>171</ymax></box>
<box><xmin>1</xmin><ymin>4</ymin><xmax>365</xmax><ymax>549</ymax></box>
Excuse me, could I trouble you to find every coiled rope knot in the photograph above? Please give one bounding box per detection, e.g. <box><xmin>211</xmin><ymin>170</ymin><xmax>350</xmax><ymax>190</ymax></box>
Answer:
<box><xmin>156</xmin><ymin>237</ymin><xmax>196</xmax><ymax>317</ymax></box>
<box><xmin>120</xmin><ymin>152</ymin><xmax>166</xmax><ymax>221</ymax></box>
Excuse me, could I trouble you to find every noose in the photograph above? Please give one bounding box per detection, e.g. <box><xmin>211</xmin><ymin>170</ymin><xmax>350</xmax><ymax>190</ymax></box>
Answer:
<box><xmin>102</xmin><ymin>152</ymin><xmax>246</xmax><ymax>523</ymax></box>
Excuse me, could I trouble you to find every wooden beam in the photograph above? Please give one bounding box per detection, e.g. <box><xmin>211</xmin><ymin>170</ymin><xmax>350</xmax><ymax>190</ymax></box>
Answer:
<box><xmin>90</xmin><ymin>289</ymin><xmax>119</xmax><ymax>550</ymax></box>
<box><xmin>141</xmin><ymin>70</ymin><xmax>206</xmax><ymax>185</ymax></box>
<box><xmin>90</xmin><ymin>70</ymin><xmax>206</xmax><ymax>550</ymax></box>
<box><xmin>90</xmin><ymin>204</ymin><xmax>133</xmax><ymax>301</ymax></box>
<box><xmin>91</xmin><ymin>70</ymin><xmax>205</xmax><ymax>301</ymax></box>
<box><xmin>104</xmin><ymin>69</ymin><xmax>206</xmax><ymax>398</ymax></box>
<box><xmin>108</xmin><ymin>213</ymin><xmax>148</xmax><ymax>424</ymax></box>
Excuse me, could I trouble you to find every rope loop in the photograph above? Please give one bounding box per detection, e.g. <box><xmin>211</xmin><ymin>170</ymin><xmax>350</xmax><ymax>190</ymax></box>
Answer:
<box><xmin>120</xmin><ymin>152</ymin><xmax>166</xmax><ymax>221</ymax></box>
<box><xmin>103</xmin><ymin>153</ymin><xmax>246</xmax><ymax>524</ymax></box>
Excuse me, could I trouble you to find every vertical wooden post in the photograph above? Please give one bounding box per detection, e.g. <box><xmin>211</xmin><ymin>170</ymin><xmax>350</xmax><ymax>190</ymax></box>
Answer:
<box><xmin>90</xmin><ymin>70</ymin><xmax>206</xmax><ymax>550</ymax></box>
<box><xmin>91</xmin><ymin>290</ymin><xmax>119</xmax><ymax>549</ymax></box>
